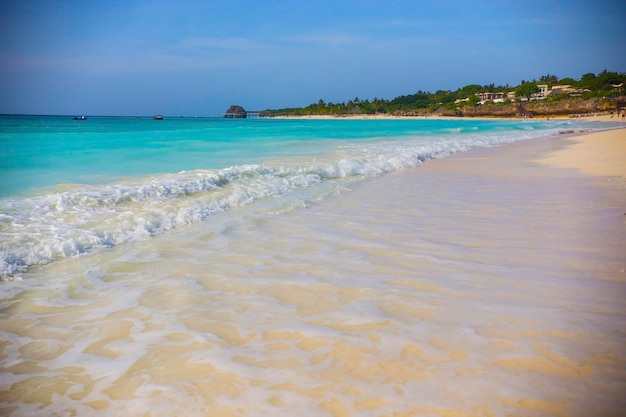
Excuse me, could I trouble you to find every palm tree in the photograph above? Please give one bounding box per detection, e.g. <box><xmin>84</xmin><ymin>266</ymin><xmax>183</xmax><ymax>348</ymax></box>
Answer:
<box><xmin>539</xmin><ymin>74</ymin><xmax>558</xmax><ymax>86</ymax></box>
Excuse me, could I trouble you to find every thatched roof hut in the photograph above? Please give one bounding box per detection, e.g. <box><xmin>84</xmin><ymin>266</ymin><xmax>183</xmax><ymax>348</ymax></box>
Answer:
<box><xmin>223</xmin><ymin>105</ymin><xmax>247</xmax><ymax>118</ymax></box>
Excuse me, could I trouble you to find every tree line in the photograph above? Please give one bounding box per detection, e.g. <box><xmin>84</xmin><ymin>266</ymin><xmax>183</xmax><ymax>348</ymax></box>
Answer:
<box><xmin>262</xmin><ymin>70</ymin><xmax>625</xmax><ymax>116</ymax></box>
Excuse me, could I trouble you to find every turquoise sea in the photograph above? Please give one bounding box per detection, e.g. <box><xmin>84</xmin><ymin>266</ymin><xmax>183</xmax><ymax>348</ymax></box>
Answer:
<box><xmin>2</xmin><ymin>115</ymin><xmax>626</xmax><ymax>417</ymax></box>
<box><xmin>0</xmin><ymin>115</ymin><xmax>614</xmax><ymax>279</ymax></box>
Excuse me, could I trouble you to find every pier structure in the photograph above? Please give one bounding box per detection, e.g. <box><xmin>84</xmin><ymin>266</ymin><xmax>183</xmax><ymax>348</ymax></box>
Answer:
<box><xmin>245</xmin><ymin>111</ymin><xmax>262</xmax><ymax>118</ymax></box>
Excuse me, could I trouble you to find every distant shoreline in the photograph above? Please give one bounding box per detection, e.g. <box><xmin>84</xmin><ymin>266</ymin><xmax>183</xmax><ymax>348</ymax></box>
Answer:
<box><xmin>3</xmin><ymin>113</ymin><xmax>624</xmax><ymax>123</ymax></box>
<box><xmin>267</xmin><ymin>113</ymin><xmax>626</xmax><ymax>123</ymax></box>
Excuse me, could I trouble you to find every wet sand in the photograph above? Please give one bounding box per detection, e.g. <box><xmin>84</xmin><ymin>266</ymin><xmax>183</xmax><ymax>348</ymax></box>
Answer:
<box><xmin>1</xmin><ymin>127</ymin><xmax>625</xmax><ymax>416</ymax></box>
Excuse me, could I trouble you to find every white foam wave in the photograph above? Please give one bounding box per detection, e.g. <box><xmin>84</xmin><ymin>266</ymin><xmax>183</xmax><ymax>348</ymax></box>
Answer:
<box><xmin>0</xmin><ymin>123</ymin><xmax>604</xmax><ymax>279</ymax></box>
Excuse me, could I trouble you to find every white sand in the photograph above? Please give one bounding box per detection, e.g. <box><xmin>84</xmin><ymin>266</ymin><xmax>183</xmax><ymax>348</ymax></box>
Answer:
<box><xmin>1</xmin><ymin>128</ymin><xmax>625</xmax><ymax>417</ymax></box>
<box><xmin>540</xmin><ymin>127</ymin><xmax>626</xmax><ymax>178</ymax></box>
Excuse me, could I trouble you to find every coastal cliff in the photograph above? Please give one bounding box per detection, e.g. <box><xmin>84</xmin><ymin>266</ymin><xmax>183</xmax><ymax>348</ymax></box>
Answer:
<box><xmin>439</xmin><ymin>97</ymin><xmax>617</xmax><ymax>118</ymax></box>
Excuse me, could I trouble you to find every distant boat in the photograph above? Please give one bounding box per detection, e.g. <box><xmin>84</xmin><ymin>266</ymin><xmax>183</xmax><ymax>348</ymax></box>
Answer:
<box><xmin>153</xmin><ymin>115</ymin><xmax>163</xmax><ymax>120</ymax></box>
<box><xmin>73</xmin><ymin>115</ymin><xmax>87</xmax><ymax>120</ymax></box>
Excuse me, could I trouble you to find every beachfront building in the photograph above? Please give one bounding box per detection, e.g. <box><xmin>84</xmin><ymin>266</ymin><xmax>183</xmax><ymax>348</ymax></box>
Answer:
<box><xmin>475</xmin><ymin>92</ymin><xmax>505</xmax><ymax>104</ymax></box>
<box><xmin>549</xmin><ymin>85</ymin><xmax>574</xmax><ymax>96</ymax></box>
<box><xmin>548</xmin><ymin>85</ymin><xmax>589</xmax><ymax>97</ymax></box>
<box><xmin>535</xmin><ymin>84</ymin><xmax>549</xmax><ymax>99</ymax></box>
<box><xmin>223</xmin><ymin>105</ymin><xmax>263</xmax><ymax>118</ymax></box>
<box><xmin>223</xmin><ymin>105</ymin><xmax>248</xmax><ymax>118</ymax></box>
<box><xmin>476</xmin><ymin>92</ymin><xmax>504</xmax><ymax>101</ymax></box>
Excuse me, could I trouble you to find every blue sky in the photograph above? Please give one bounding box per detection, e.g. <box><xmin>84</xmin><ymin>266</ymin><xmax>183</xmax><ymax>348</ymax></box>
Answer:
<box><xmin>1</xmin><ymin>0</ymin><xmax>624</xmax><ymax>116</ymax></box>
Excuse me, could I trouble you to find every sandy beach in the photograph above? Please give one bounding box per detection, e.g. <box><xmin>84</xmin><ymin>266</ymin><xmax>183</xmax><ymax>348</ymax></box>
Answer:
<box><xmin>271</xmin><ymin>123</ymin><xmax>626</xmax><ymax>416</ymax></box>
<box><xmin>2</xmin><ymin>0</ymin><xmax>625</xmax><ymax>414</ymax></box>
<box><xmin>289</xmin><ymin>125</ymin><xmax>626</xmax><ymax>416</ymax></box>
<box><xmin>540</xmin><ymin>127</ymin><xmax>626</xmax><ymax>178</ymax></box>
<box><xmin>1</xmin><ymin>122</ymin><xmax>625</xmax><ymax>417</ymax></box>
<box><xmin>269</xmin><ymin>113</ymin><xmax>626</xmax><ymax>122</ymax></box>
<box><xmin>270</xmin><ymin>114</ymin><xmax>513</xmax><ymax>120</ymax></box>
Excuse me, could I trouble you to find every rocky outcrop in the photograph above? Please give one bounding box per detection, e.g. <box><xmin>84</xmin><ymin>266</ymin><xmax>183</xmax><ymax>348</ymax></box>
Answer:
<box><xmin>524</xmin><ymin>97</ymin><xmax>611</xmax><ymax>116</ymax></box>
<box><xmin>438</xmin><ymin>97</ymin><xmax>615</xmax><ymax>118</ymax></box>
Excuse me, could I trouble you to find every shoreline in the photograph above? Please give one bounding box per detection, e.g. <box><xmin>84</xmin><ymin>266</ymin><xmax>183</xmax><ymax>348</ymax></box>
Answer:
<box><xmin>1</xmin><ymin>123</ymin><xmax>624</xmax><ymax>416</ymax></box>
<box><xmin>539</xmin><ymin>127</ymin><xmax>626</xmax><ymax>178</ymax></box>
<box><xmin>418</xmin><ymin>122</ymin><xmax>626</xmax><ymax>179</ymax></box>
<box><xmin>299</xmin><ymin>125</ymin><xmax>626</xmax><ymax>414</ymax></box>
<box><xmin>266</xmin><ymin>113</ymin><xmax>626</xmax><ymax>122</ymax></box>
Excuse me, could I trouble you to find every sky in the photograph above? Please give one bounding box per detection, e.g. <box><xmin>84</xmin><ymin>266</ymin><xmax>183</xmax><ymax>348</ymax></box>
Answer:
<box><xmin>1</xmin><ymin>0</ymin><xmax>625</xmax><ymax>116</ymax></box>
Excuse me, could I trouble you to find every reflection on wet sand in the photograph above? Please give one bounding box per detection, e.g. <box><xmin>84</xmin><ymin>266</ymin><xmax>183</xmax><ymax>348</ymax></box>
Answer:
<box><xmin>1</xmin><ymin>129</ymin><xmax>625</xmax><ymax>416</ymax></box>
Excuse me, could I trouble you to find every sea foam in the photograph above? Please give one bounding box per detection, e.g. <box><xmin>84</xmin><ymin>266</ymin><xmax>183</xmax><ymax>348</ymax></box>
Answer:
<box><xmin>0</xmin><ymin>119</ymin><xmax>610</xmax><ymax>279</ymax></box>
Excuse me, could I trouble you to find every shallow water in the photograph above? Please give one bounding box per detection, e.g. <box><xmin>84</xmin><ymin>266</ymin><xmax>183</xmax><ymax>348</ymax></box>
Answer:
<box><xmin>2</xmin><ymin>141</ymin><xmax>625</xmax><ymax>416</ymax></box>
<box><xmin>1</xmin><ymin>118</ymin><xmax>624</xmax><ymax>416</ymax></box>
<box><xmin>0</xmin><ymin>116</ymin><xmax>613</xmax><ymax>279</ymax></box>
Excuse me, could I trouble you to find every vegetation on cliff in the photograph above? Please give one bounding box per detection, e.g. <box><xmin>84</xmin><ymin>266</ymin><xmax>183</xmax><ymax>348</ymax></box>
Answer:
<box><xmin>263</xmin><ymin>70</ymin><xmax>625</xmax><ymax>117</ymax></box>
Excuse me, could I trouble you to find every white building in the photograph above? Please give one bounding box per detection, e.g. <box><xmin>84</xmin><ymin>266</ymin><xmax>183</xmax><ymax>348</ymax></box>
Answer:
<box><xmin>536</xmin><ymin>84</ymin><xmax>549</xmax><ymax>99</ymax></box>
<box><xmin>476</xmin><ymin>92</ymin><xmax>505</xmax><ymax>104</ymax></box>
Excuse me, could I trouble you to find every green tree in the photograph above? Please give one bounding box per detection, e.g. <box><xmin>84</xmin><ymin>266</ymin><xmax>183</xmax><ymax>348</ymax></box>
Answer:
<box><xmin>558</xmin><ymin>77</ymin><xmax>577</xmax><ymax>86</ymax></box>
<box><xmin>578</xmin><ymin>73</ymin><xmax>598</xmax><ymax>89</ymax></box>
<box><xmin>371</xmin><ymin>98</ymin><xmax>387</xmax><ymax>113</ymax></box>
<box><xmin>539</xmin><ymin>74</ymin><xmax>559</xmax><ymax>85</ymax></box>
<box><xmin>578</xmin><ymin>70</ymin><xmax>626</xmax><ymax>92</ymax></box>
<box><xmin>597</xmin><ymin>70</ymin><xmax>625</xmax><ymax>89</ymax></box>
<box><xmin>434</xmin><ymin>90</ymin><xmax>456</xmax><ymax>105</ymax></box>
<box><xmin>515</xmin><ymin>81</ymin><xmax>539</xmax><ymax>100</ymax></box>
<box><xmin>456</xmin><ymin>84</ymin><xmax>483</xmax><ymax>98</ymax></box>
<box><xmin>388</xmin><ymin>91</ymin><xmax>431</xmax><ymax>110</ymax></box>
<box><xmin>316</xmin><ymin>99</ymin><xmax>326</xmax><ymax>114</ymax></box>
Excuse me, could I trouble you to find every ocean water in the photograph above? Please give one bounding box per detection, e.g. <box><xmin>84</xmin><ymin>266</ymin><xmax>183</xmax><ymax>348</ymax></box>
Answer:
<box><xmin>1</xmin><ymin>115</ymin><xmax>624</xmax><ymax>416</ymax></box>
<box><xmin>0</xmin><ymin>115</ymin><xmax>607</xmax><ymax>279</ymax></box>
